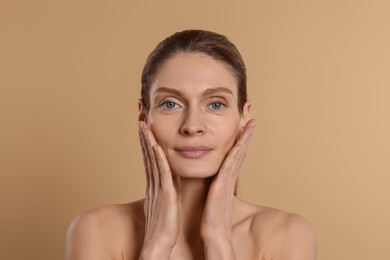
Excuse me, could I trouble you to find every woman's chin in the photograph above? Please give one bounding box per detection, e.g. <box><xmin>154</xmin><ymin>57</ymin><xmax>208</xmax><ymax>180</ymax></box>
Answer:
<box><xmin>170</xmin><ymin>165</ymin><xmax>219</xmax><ymax>179</ymax></box>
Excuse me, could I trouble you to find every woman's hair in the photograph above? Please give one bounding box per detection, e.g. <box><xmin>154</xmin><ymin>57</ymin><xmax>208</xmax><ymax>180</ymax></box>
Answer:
<box><xmin>141</xmin><ymin>29</ymin><xmax>247</xmax><ymax>112</ymax></box>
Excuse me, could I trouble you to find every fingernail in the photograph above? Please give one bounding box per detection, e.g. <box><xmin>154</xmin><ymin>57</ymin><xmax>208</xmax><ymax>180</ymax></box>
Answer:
<box><xmin>138</xmin><ymin>121</ymin><xmax>145</xmax><ymax>129</ymax></box>
<box><xmin>250</xmin><ymin>119</ymin><xmax>256</xmax><ymax>127</ymax></box>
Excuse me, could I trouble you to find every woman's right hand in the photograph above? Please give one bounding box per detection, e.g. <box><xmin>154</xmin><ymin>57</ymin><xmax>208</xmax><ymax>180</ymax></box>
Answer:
<box><xmin>138</xmin><ymin>121</ymin><xmax>179</xmax><ymax>259</ymax></box>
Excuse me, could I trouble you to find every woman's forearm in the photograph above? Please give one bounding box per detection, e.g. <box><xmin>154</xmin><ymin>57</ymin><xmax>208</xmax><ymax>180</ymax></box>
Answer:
<box><xmin>203</xmin><ymin>238</ymin><xmax>237</xmax><ymax>260</ymax></box>
<box><xmin>138</xmin><ymin>244</ymin><xmax>173</xmax><ymax>260</ymax></box>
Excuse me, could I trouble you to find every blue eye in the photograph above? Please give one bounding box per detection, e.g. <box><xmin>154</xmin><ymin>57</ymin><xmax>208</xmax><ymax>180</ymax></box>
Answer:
<box><xmin>161</xmin><ymin>101</ymin><xmax>177</xmax><ymax>109</ymax></box>
<box><xmin>209</xmin><ymin>102</ymin><xmax>224</xmax><ymax>110</ymax></box>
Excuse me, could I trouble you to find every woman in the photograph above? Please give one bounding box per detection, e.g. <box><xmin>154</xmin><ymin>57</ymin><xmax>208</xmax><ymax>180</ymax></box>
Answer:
<box><xmin>66</xmin><ymin>30</ymin><xmax>316</xmax><ymax>260</ymax></box>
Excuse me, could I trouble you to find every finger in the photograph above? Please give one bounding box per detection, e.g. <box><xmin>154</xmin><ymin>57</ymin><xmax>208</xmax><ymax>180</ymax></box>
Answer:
<box><xmin>139</xmin><ymin>120</ymin><xmax>158</xmax><ymax>146</ymax></box>
<box><xmin>139</xmin><ymin>122</ymin><xmax>155</xmax><ymax>194</ymax></box>
<box><xmin>232</xmin><ymin>119</ymin><xmax>256</xmax><ymax>173</ymax></box>
<box><xmin>139</xmin><ymin>122</ymin><xmax>153</xmax><ymax>227</ymax></box>
<box><xmin>138</xmin><ymin>123</ymin><xmax>151</xmax><ymax>191</ymax></box>
<box><xmin>153</xmin><ymin>145</ymin><xmax>175</xmax><ymax>196</ymax></box>
<box><xmin>215</xmin><ymin>120</ymin><xmax>256</xmax><ymax>188</ymax></box>
<box><xmin>218</xmin><ymin>145</ymin><xmax>242</xmax><ymax>191</ymax></box>
<box><xmin>227</xmin><ymin>119</ymin><xmax>256</xmax><ymax>170</ymax></box>
<box><xmin>140</xmin><ymin>122</ymin><xmax>161</xmax><ymax>208</ymax></box>
<box><xmin>139</xmin><ymin>122</ymin><xmax>160</xmax><ymax>218</ymax></box>
<box><xmin>236</xmin><ymin>119</ymin><xmax>256</xmax><ymax>149</ymax></box>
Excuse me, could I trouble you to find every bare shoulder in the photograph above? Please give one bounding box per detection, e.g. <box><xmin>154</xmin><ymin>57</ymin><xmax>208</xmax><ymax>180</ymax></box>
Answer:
<box><xmin>65</xmin><ymin>199</ymin><xmax>145</xmax><ymax>260</ymax></box>
<box><xmin>234</xmin><ymin>198</ymin><xmax>317</xmax><ymax>260</ymax></box>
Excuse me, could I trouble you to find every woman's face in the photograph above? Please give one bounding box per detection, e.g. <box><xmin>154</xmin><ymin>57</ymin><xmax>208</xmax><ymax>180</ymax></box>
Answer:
<box><xmin>141</xmin><ymin>52</ymin><xmax>250</xmax><ymax>178</ymax></box>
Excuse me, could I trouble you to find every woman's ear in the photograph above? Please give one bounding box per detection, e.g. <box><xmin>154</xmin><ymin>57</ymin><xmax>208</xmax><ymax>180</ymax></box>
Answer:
<box><xmin>239</xmin><ymin>101</ymin><xmax>251</xmax><ymax>130</ymax></box>
<box><xmin>138</xmin><ymin>98</ymin><xmax>148</xmax><ymax>122</ymax></box>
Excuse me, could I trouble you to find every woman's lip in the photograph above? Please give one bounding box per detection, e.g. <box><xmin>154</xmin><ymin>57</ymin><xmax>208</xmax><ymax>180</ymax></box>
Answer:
<box><xmin>174</xmin><ymin>146</ymin><xmax>213</xmax><ymax>159</ymax></box>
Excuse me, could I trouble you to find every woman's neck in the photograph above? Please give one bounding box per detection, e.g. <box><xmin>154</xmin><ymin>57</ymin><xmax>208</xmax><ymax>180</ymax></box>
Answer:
<box><xmin>172</xmin><ymin>175</ymin><xmax>213</xmax><ymax>243</ymax></box>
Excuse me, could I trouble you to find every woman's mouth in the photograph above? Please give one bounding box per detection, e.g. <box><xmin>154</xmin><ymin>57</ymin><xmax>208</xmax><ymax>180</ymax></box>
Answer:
<box><xmin>174</xmin><ymin>145</ymin><xmax>213</xmax><ymax>159</ymax></box>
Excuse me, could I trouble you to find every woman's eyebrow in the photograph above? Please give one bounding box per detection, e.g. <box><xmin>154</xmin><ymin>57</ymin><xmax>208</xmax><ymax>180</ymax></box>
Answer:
<box><xmin>203</xmin><ymin>87</ymin><xmax>233</xmax><ymax>96</ymax></box>
<box><xmin>154</xmin><ymin>86</ymin><xmax>233</xmax><ymax>96</ymax></box>
<box><xmin>154</xmin><ymin>87</ymin><xmax>182</xmax><ymax>96</ymax></box>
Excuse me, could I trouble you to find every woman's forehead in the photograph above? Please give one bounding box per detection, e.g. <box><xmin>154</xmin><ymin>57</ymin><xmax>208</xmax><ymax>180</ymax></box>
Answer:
<box><xmin>151</xmin><ymin>53</ymin><xmax>238</xmax><ymax>95</ymax></box>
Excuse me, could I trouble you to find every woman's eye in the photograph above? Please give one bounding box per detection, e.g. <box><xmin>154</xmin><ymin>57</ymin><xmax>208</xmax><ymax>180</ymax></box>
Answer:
<box><xmin>209</xmin><ymin>102</ymin><xmax>224</xmax><ymax>110</ymax></box>
<box><xmin>161</xmin><ymin>101</ymin><xmax>177</xmax><ymax>109</ymax></box>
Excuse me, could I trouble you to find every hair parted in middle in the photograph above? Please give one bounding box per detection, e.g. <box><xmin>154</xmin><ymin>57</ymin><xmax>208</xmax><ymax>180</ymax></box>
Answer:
<box><xmin>141</xmin><ymin>29</ymin><xmax>247</xmax><ymax>113</ymax></box>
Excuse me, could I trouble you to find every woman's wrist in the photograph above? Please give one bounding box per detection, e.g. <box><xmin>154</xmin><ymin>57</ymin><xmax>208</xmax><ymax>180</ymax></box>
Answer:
<box><xmin>139</xmin><ymin>244</ymin><xmax>173</xmax><ymax>260</ymax></box>
<box><xmin>203</xmin><ymin>238</ymin><xmax>236</xmax><ymax>260</ymax></box>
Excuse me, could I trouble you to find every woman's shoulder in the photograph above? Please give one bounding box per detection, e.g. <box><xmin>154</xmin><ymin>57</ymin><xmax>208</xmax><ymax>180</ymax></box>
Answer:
<box><xmin>236</xmin><ymin>197</ymin><xmax>315</xmax><ymax>235</ymax></box>
<box><xmin>68</xmin><ymin>200</ymin><xmax>144</xmax><ymax>233</ymax></box>
<box><xmin>65</xmin><ymin>200</ymin><xmax>145</xmax><ymax>259</ymax></box>
<box><xmin>234</xmin><ymin>198</ymin><xmax>317</xmax><ymax>259</ymax></box>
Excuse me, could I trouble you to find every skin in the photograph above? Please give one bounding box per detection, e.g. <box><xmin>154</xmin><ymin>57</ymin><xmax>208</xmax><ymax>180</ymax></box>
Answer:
<box><xmin>66</xmin><ymin>53</ymin><xmax>317</xmax><ymax>260</ymax></box>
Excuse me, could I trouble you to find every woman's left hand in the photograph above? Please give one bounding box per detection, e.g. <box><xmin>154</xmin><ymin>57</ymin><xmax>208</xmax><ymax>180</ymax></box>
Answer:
<box><xmin>201</xmin><ymin>119</ymin><xmax>256</xmax><ymax>259</ymax></box>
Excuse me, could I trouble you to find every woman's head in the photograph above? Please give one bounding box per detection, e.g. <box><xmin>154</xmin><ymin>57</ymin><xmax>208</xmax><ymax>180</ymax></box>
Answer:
<box><xmin>139</xmin><ymin>30</ymin><xmax>250</xmax><ymax>178</ymax></box>
<box><xmin>141</xmin><ymin>30</ymin><xmax>247</xmax><ymax>113</ymax></box>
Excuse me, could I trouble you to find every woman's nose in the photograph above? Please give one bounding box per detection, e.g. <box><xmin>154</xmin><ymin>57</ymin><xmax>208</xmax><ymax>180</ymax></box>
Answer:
<box><xmin>179</xmin><ymin>109</ymin><xmax>205</xmax><ymax>136</ymax></box>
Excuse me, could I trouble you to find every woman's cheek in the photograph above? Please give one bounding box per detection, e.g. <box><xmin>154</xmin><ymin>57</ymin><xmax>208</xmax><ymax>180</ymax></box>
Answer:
<box><xmin>150</xmin><ymin>119</ymin><xmax>174</xmax><ymax>148</ymax></box>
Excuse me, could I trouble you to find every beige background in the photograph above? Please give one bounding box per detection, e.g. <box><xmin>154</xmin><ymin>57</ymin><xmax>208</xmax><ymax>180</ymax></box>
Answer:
<box><xmin>1</xmin><ymin>0</ymin><xmax>389</xmax><ymax>259</ymax></box>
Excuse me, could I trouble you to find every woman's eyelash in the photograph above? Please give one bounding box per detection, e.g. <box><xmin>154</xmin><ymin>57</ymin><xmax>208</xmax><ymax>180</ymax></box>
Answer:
<box><xmin>160</xmin><ymin>101</ymin><xmax>178</xmax><ymax>109</ymax></box>
<box><xmin>158</xmin><ymin>99</ymin><xmax>228</xmax><ymax>111</ymax></box>
<box><xmin>208</xmin><ymin>102</ymin><xmax>225</xmax><ymax>110</ymax></box>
